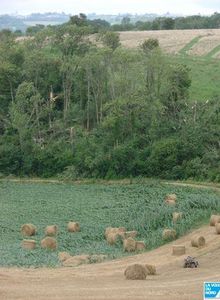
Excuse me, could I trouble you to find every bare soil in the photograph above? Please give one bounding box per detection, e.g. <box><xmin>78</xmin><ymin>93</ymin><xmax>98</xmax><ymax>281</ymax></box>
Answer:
<box><xmin>1</xmin><ymin>224</ymin><xmax>220</xmax><ymax>300</ymax></box>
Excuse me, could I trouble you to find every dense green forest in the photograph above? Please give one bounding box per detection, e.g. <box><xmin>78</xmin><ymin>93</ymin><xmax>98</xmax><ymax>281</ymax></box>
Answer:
<box><xmin>0</xmin><ymin>15</ymin><xmax>220</xmax><ymax>181</ymax></box>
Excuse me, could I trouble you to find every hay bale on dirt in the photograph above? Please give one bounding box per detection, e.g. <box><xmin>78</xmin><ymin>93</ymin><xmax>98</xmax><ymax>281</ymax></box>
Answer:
<box><xmin>58</xmin><ymin>252</ymin><xmax>71</xmax><ymax>262</ymax></box>
<box><xmin>124</xmin><ymin>264</ymin><xmax>147</xmax><ymax>280</ymax></box>
<box><xmin>172</xmin><ymin>212</ymin><xmax>182</xmax><ymax>223</ymax></box>
<box><xmin>22</xmin><ymin>239</ymin><xmax>36</xmax><ymax>250</ymax></box>
<box><xmin>41</xmin><ymin>237</ymin><xmax>57</xmax><ymax>250</ymax></box>
<box><xmin>165</xmin><ymin>194</ymin><xmax>177</xmax><ymax>205</ymax></box>
<box><xmin>162</xmin><ymin>229</ymin><xmax>176</xmax><ymax>240</ymax></box>
<box><xmin>191</xmin><ymin>236</ymin><xmax>205</xmax><ymax>248</ymax></box>
<box><xmin>89</xmin><ymin>254</ymin><xmax>107</xmax><ymax>263</ymax></box>
<box><xmin>123</xmin><ymin>237</ymin><xmax>136</xmax><ymax>252</ymax></box>
<box><xmin>172</xmin><ymin>245</ymin><xmax>186</xmax><ymax>256</ymax></box>
<box><xmin>62</xmin><ymin>255</ymin><xmax>90</xmax><ymax>267</ymax></box>
<box><xmin>21</xmin><ymin>224</ymin><xmax>36</xmax><ymax>236</ymax></box>
<box><xmin>67</xmin><ymin>222</ymin><xmax>80</xmax><ymax>232</ymax></box>
<box><xmin>145</xmin><ymin>264</ymin><xmax>156</xmax><ymax>275</ymax></box>
<box><xmin>136</xmin><ymin>241</ymin><xmax>146</xmax><ymax>251</ymax></box>
<box><xmin>45</xmin><ymin>225</ymin><xmax>58</xmax><ymax>236</ymax></box>
<box><xmin>124</xmin><ymin>231</ymin><xmax>138</xmax><ymax>239</ymax></box>
<box><xmin>215</xmin><ymin>223</ymin><xmax>220</xmax><ymax>234</ymax></box>
<box><xmin>210</xmin><ymin>215</ymin><xmax>220</xmax><ymax>226</ymax></box>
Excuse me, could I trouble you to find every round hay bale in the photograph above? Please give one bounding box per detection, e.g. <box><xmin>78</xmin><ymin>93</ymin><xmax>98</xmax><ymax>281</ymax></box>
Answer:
<box><xmin>172</xmin><ymin>245</ymin><xmax>186</xmax><ymax>256</ymax></box>
<box><xmin>58</xmin><ymin>252</ymin><xmax>71</xmax><ymax>262</ymax></box>
<box><xmin>210</xmin><ymin>215</ymin><xmax>220</xmax><ymax>226</ymax></box>
<box><xmin>107</xmin><ymin>232</ymin><xmax>123</xmax><ymax>245</ymax></box>
<box><xmin>165</xmin><ymin>194</ymin><xmax>177</xmax><ymax>205</ymax></box>
<box><xmin>215</xmin><ymin>223</ymin><xmax>220</xmax><ymax>234</ymax></box>
<box><xmin>89</xmin><ymin>254</ymin><xmax>107</xmax><ymax>263</ymax></box>
<box><xmin>172</xmin><ymin>212</ymin><xmax>182</xmax><ymax>223</ymax></box>
<box><xmin>162</xmin><ymin>229</ymin><xmax>176</xmax><ymax>241</ymax></box>
<box><xmin>21</xmin><ymin>224</ymin><xmax>36</xmax><ymax>236</ymax></box>
<box><xmin>191</xmin><ymin>236</ymin><xmax>206</xmax><ymax>248</ymax></box>
<box><xmin>67</xmin><ymin>222</ymin><xmax>80</xmax><ymax>232</ymax></box>
<box><xmin>145</xmin><ymin>264</ymin><xmax>156</xmax><ymax>275</ymax></box>
<box><xmin>136</xmin><ymin>241</ymin><xmax>146</xmax><ymax>251</ymax></box>
<box><xmin>22</xmin><ymin>239</ymin><xmax>36</xmax><ymax>250</ymax></box>
<box><xmin>124</xmin><ymin>264</ymin><xmax>147</xmax><ymax>280</ymax></box>
<box><xmin>105</xmin><ymin>227</ymin><xmax>126</xmax><ymax>239</ymax></box>
<box><xmin>104</xmin><ymin>227</ymin><xmax>113</xmax><ymax>239</ymax></box>
<box><xmin>41</xmin><ymin>237</ymin><xmax>57</xmax><ymax>250</ymax></box>
<box><xmin>124</xmin><ymin>231</ymin><xmax>138</xmax><ymax>239</ymax></box>
<box><xmin>123</xmin><ymin>237</ymin><xmax>136</xmax><ymax>252</ymax></box>
<box><xmin>62</xmin><ymin>255</ymin><xmax>90</xmax><ymax>267</ymax></box>
<box><xmin>45</xmin><ymin>225</ymin><xmax>58</xmax><ymax>236</ymax></box>
<box><xmin>165</xmin><ymin>194</ymin><xmax>177</xmax><ymax>202</ymax></box>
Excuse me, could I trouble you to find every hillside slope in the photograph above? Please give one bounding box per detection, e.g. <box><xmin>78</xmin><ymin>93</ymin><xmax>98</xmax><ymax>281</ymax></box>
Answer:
<box><xmin>120</xmin><ymin>29</ymin><xmax>220</xmax><ymax>57</ymax></box>
<box><xmin>1</xmin><ymin>224</ymin><xmax>220</xmax><ymax>300</ymax></box>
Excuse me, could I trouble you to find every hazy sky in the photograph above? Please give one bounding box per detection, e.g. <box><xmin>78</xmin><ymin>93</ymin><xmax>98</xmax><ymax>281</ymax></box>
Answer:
<box><xmin>0</xmin><ymin>0</ymin><xmax>219</xmax><ymax>15</ymax></box>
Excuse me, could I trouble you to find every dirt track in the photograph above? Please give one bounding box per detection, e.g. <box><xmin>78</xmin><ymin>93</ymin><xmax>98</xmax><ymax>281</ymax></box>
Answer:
<box><xmin>1</xmin><ymin>224</ymin><xmax>220</xmax><ymax>300</ymax></box>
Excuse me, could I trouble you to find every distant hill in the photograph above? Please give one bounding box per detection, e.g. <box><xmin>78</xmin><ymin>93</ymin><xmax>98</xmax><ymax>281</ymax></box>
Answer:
<box><xmin>0</xmin><ymin>12</ymin><xmax>169</xmax><ymax>32</ymax></box>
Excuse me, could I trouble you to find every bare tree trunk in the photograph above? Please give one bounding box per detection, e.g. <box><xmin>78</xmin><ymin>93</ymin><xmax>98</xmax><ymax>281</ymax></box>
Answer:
<box><xmin>87</xmin><ymin>78</ymin><xmax>90</xmax><ymax>130</ymax></box>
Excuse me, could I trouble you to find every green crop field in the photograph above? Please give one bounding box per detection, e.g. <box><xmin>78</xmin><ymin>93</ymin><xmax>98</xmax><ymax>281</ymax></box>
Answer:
<box><xmin>0</xmin><ymin>181</ymin><xmax>220</xmax><ymax>267</ymax></box>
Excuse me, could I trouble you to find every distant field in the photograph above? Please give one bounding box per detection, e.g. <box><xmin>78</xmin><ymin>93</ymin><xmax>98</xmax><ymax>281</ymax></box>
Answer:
<box><xmin>0</xmin><ymin>181</ymin><xmax>219</xmax><ymax>267</ymax></box>
<box><xmin>120</xmin><ymin>29</ymin><xmax>220</xmax><ymax>57</ymax></box>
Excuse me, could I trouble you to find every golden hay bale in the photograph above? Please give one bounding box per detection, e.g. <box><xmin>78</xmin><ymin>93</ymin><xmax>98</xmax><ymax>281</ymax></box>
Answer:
<box><xmin>165</xmin><ymin>194</ymin><xmax>177</xmax><ymax>205</ymax></box>
<box><xmin>172</xmin><ymin>212</ymin><xmax>182</xmax><ymax>223</ymax></box>
<box><xmin>22</xmin><ymin>239</ymin><xmax>36</xmax><ymax>250</ymax></box>
<box><xmin>145</xmin><ymin>264</ymin><xmax>156</xmax><ymax>275</ymax></box>
<box><xmin>165</xmin><ymin>194</ymin><xmax>177</xmax><ymax>201</ymax></box>
<box><xmin>124</xmin><ymin>231</ymin><xmax>138</xmax><ymax>239</ymax></box>
<box><xmin>123</xmin><ymin>237</ymin><xmax>136</xmax><ymax>252</ymax></box>
<box><xmin>136</xmin><ymin>241</ymin><xmax>146</xmax><ymax>251</ymax></box>
<box><xmin>210</xmin><ymin>215</ymin><xmax>220</xmax><ymax>226</ymax></box>
<box><xmin>104</xmin><ymin>227</ymin><xmax>113</xmax><ymax>239</ymax></box>
<box><xmin>215</xmin><ymin>223</ymin><xmax>220</xmax><ymax>234</ymax></box>
<box><xmin>45</xmin><ymin>225</ymin><xmax>58</xmax><ymax>236</ymax></box>
<box><xmin>124</xmin><ymin>264</ymin><xmax>147</xmax><ymax>280</ymax></box>
<box><xmin>21</xmin><ymin>224</ymin><xmax>36</xmax><ymax>236</ymax></box>
<box><xmin>191</xmin><ymin>236</ymin><xmax>206</xmax><ymax>248</ymax></box>
<box><xmin>62</xmin><ymin>255</ymin><xmax>90</xmax><ymax>267</ymax></box>
<box><xmin>67</xmin><ymin>222</ymin><xmax>80</xmax><ymax>232</ymax></box>
<box><xmin>105</xmin><ymin>227</ymin><xmax>126</xmax><ymax>239</ymax></box>
<box><xmin>89</xmin><ymin>254</ymin><xmax>107</xmax><ymax>263</ymax></box>
<box><xmin>172</xmin><ymin>245</ymin><xmax>186</xmax><ymax>256</ymax></box>
<box><xmin>162</xmin><ymin>229</ymin><xmax>176</xmax><ymax>240</ymax></box>
<box><xmin>58</xmin><ymin>252</ymin><xmax>71</xmax><ymax>262</ymax></box>
<box><xmin>107</xmin><ymin>232</ymin><xmax>124</xmax><ymax>245</ymax></box>
<box><xmin>41</xmin><ymin>237</ymin><xmax>57</xmax><ymax>250</ymax></box>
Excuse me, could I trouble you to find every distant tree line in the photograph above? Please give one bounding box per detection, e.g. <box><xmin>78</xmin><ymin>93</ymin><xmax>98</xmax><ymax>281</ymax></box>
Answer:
<box><xmin>0</xmin><ymin>20</ymin><xmax>220</xmax><ymax>182</ymax></box>
<box><xmin>111</xmin><ymin>12</ymin><xmax>220</xmax><ymax>31</ymax></box>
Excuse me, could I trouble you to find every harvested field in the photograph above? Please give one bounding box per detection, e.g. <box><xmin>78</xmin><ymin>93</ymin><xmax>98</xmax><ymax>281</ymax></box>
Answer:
<box><xmin>119</xmin><ymin>29</ymin><xmax>220</xmax><ymax>56</ymax></box>
<box><xmin>188</xmin><ymin>34</ymin><xmax>220</xmax><ymax>56</ymax></box>
<box><xmin>1</xmin><ymin>224</ymin><xmax>220</xmax><ymax>299</ymax></box>
<box><xmin>0</xmin><ymin>180</ymin><xmax>219</xmax><ymax>267</ymax></box>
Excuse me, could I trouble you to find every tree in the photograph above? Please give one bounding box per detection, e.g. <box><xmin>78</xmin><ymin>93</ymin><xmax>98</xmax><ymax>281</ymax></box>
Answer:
<box><xmin>100</xmin><ymin>31</ymin><xmax>121</xmax><ymax>51</ymax></box>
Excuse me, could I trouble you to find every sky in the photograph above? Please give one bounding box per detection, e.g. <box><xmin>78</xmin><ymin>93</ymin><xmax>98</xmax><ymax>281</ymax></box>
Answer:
<box><xmin>0</xmin><ymin>0</ymin><xmax>219</xmax><ymax>16</ymax></box>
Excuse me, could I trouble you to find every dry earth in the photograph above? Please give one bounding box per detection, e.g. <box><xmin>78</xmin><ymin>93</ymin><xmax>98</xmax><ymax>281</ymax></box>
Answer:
<box><xmin>119</xmin><ymin>29</ymin><xmax>220</xmax><ymax>56</ymax></box>
<box><xmin>1</xmin><ymin>224</ymin><xmax>220</xmax><ymax>300</ymax></box>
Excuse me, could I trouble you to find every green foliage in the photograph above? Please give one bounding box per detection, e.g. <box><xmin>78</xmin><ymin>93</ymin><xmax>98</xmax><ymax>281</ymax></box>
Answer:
<box><xmin>0</xmin><ymin>182</ymin><xmax>219</xmax><ymax>267</ymax></box>
<box><xmin>141</xmin><ymin>38</ymin><xmax>159</xmax><ymax>52</ymax></box>
<box><xmin>99</xmin><ymin>31</ymin><xmax>121</xmax><ymax>50</ymax></box>
<box><xmin>0</xmin><ymin>23</ymin><xmax>220</xmax><ymax>181</ymax></box>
